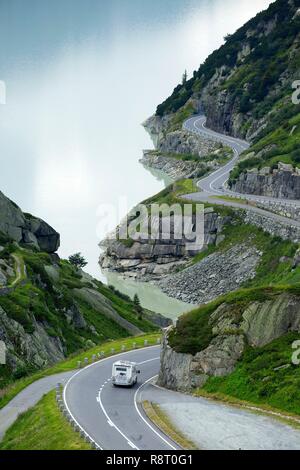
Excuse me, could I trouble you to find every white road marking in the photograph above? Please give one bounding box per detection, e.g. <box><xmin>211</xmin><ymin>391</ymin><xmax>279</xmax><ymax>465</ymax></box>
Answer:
<box><xmin>97</xmin><ymin>386</ymin><xmax>139</xmax><ymax>450</ymax></box>
<box><xmin>128</xmin><ymin>441</ymin><xmax>137</xmax><ymax>449</ymax></box>
<box><xmin>134</xmin><ymin>375</ymin><xmax>178</xmax><ymax>451</ymax></box>
<box><xmin>63</xmin><ymin>345</ymin><xmax>160</xmax><ymax>450</ymax></box>
<box><xmin>138</xmin><ymin>357</ymin><xmax>160</xmax><ymax>365</ymax></box>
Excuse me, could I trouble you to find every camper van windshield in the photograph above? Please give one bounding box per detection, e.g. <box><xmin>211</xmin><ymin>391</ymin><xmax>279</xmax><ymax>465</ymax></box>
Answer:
<box><xmin>116</xmin><ymin>367</ymin><xmax>128</xmax><ymax>372</ymax></box>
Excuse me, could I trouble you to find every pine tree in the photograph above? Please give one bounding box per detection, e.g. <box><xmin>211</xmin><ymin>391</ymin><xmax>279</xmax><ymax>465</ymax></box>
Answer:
<box><xmin>68</xmin><ymin>253</ymin><xmax>88</xmax><ymax>269</ymax></box>
<box><xmin>133</xmin><ymin>294</ymin><xmax>143</xmax><ymax>319</ymax></box>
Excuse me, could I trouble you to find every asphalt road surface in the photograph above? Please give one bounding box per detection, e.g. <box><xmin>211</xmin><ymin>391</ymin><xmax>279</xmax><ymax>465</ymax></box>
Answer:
<box><xmin>63</xmin><ymin>345</ymin><xmax>179</xmax><ymax>451</ymax></box>
<box><xmin>1</xmin><ymin>346</ymin><xmax>300</xmax><ymax>450</ymax></box>
<box><xmin>183</xmin><ymin>116</ymin><xmax>300</xmax><ymax>224</ymax></box>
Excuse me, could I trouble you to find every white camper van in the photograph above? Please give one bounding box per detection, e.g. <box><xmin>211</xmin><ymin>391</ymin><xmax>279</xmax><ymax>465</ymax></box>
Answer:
<box><xmin>112</xmin><ymin>360</ymin><xmax>140</xmax><ymax>387</ymax></box>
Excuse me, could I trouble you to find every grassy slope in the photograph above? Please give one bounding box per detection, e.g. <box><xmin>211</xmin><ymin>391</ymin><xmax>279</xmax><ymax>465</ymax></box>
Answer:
<box><xmin>163</xmin><ymin>193</ymin><xmax>300</xmax><ymax>414</ymax></box>
<box><xmin>169</xmin><ymin>284</ymin><xmax>300</xmax><ymax>416</ymax></box>
<box><xmin>0</xmin><ymin>391</ymin><xmax>90</xmax><ymax>450</ymax></box>
<box><xmin>0</xmin><ymin>333</ymin><xmax>160</xmax><ymax>410</ymax></box>
<box><xmin>201</xmin><ymin>332</ymin><xmax>300</xmax><ymax>416</ymax></box>
<box><xmin>0</xmin><ymin>243</ymin><xmax>157</xmax><ymax>391</ymax></box>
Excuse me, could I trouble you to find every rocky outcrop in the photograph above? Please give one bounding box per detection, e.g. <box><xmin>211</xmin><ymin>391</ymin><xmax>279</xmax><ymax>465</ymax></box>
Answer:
<box><xmin>231</xmin><ymin>164</ymin><xmax>300</xmax><ymax>200</ymax></box>
<box><xmin>156</xmin><ymin>129</ymin><xmax>217</xmax><ymax>157</ymax></box>
<box><xmin>0</xmin><ymin>191</ymin><xmax>60</xmax><ymax>253</ymax></box>
<box><xmin>242</xmin><ymin>210</ymin><xmax>300</xmax><ymax>243</ymax></box>
<box><xmin>156</xmin><ymin>244</ymin><xmax>262</xmax><ymax>304</ymax></box>
<box><xmin>250</xmin><ymin>199</ymin><xmax>300</xmax><ymax>222</ymax></box>
<box><xmin>100</xmin><ymin>209</ymin><xmax>231</xmax><ymax>280</ymax></box>
<box><xmin>143</xmin><ymin>115</ymin><xmax>172</xmax><ymax>148</ymax></box>
<box><xmin>0</xmin><ymin>259</ymin><xmax>14</xmax><ymax>287</ymax></box>
<box><xmin>0</xmin><ymin>306</ymin><xmax>65</xmax><ymax>371</ymax></box>
<box><xmin>143</xmin><ymin>114</ymin><xmax>217</xmax><ymax>155</ymax></box>
<box><xmin>140</xmin><ymin>151</ymin><xmax>207</xmax><ymax>180</ymax></box>
<box><xmin>140</xmin><ymin>149</ymin><xmax>228</xmax><ymax>181</ymax></box>
<box><xmin>158</xmin><ymin>292</ymin><xmax>300</xmax><ymax>391</ymax></box>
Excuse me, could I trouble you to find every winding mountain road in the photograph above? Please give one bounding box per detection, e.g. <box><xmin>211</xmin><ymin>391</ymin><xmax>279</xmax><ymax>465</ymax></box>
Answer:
<box><xmin>63</xmin><ymin>345</ymin><xmax>179</xmax><ymax>451</ymax></box>
<box><xmin>60</xmin><ymin>345</ymin><xmax>300</xmax><ymax>450</ymax></box>
<box><xmin>2</xmin><ymin>345</ymin><xmax>300</xmax><ymax>450</ymax></box>
<box><xmin>183</xmin><ymin>116</ymin><xmax>300</xmax><ymax>225</ymax></box>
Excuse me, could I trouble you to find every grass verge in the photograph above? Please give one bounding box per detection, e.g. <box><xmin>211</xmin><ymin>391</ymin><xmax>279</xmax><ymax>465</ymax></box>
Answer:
<box><xmin>0</xmin><ymin>333</ymin><xmax>161</xmax><ymax>411</ymax></box>
<box><xmin>0</xmin><ymin>391</ymin><xmax>90</xmax><ymax>450</ymax></box>
<box><xmin>199</xmin><ymin>332</ymin><xmax>300</xmax><ymax>417</ymax></box>
<box><xmin>142</xmin><ymin>400</ymin><xmax>198</xmax><ymax>450</ymax></box>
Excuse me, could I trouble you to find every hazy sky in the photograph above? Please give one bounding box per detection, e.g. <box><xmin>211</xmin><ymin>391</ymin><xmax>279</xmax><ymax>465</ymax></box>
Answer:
<box><xmin>0</xmin><ymin>0</ymin><xmax>272</xmax><ymax>277</ymax></box>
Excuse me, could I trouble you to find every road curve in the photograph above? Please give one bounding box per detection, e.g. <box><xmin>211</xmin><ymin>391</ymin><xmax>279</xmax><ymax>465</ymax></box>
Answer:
<box><xmin>184</xmin><ymin>115</ymin><xmax>249</xmax><ymax>196</ymax></box>
<box><xmin>63</xmin><ymin>345</ymin><xmax>180</xmax><ymax>451</ymax></box>
<box><xmin>183</xmin><ymin>115</ymin><xmax>300</xmax><ymax>207</ymax></box>
<box><xmin>183</xmin><ymin>116</ymin><xmax>300</xmax><ymax>219</ymax></box>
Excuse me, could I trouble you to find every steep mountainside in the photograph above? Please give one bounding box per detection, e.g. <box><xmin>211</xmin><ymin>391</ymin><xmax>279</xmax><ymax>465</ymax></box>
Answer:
<box><xmin>153</xmin><ymin>0</ymin><xmax>300</xmax><ymax>415</ymax></box>
<box><xmin>0</xmin><ymin>191</ymin><xmax>157</xmax><ymax>390</ymax></box>
<box><xmin>154</xmin><ymin>0</ymin><xmax>300</xmax><ymax>183</ymax></box>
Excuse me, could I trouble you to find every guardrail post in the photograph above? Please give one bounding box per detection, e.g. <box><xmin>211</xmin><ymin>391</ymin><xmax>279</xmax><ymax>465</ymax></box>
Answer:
<box><xmin>110</xmin><ymin>348</ymin><xmax>115</xmax><ymax>355</ymax></box>
<box><xmin>84</xmin><ymin>357</ymin><xmax>88</xmax><ymax>366</ymax></box>
<box><xmin>121</xmin><ymin>345</ymin><xmax>126</xmax><ymax>352</ymax></box>
<box><xmin>157</xmin><ymin>337</ymin><xmax>161</xmax><ymax>345</ymax></box>
<box><xmin>144</xmin><ymin>340</ymin><xmax>148</xmax><ymax>347</ymax></box>
<box><xmin>92</xmin><ymin>354</ymin><xmax>96</xmax><ymax>362</ymax></box>
<box><xmin>132</xmin><ymin>342</ymin><xmax>136</xmax><ymax>349</ymax></box>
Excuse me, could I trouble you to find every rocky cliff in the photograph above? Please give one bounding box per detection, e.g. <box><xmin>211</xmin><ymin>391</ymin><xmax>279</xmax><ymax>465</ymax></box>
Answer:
<box><xmin>231</xmin><ymin>163</ymin><xmax>300</xmax><ymax>199</ymax></box>
<box><xmin>0</xmin><ymin>191</ymin><xmax>59</xmax><ymax>253</ymax></box>
<box><xmin>158</xmin><ymin>291</ymin><xmax>300</xmax><ymax>391</ymax></box>
<box><xmin>156</xmin><ymin>243</ymin><xmax>261</xmax><ymax>304</ymax></box>
<box><xmin>100</xmin><ymin>208</ymin><xmax>231</xmax><ymax>280</ymax></box>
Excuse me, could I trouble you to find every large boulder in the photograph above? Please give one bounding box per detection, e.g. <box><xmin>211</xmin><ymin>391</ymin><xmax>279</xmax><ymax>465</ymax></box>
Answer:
<box><xmin>0</xmin><ymin>191</ymin><xmax>60</xmax><ymax>253</ymax></box>
<box><xmin>158</xmin><ymin>293</ymin><xmax>300</xmax><ymax>391</ymax></box>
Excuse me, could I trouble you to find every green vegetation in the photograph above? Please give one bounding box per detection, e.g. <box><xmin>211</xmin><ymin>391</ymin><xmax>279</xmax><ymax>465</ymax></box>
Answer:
<box><xmin>168</xmin><ymin>285</ymin><xmax>300</xmax><ymax>356</ymax></box>
<box><xmin>68</xmin><ymin>252</ymin><xmax>88</xmax><ymax>269</ymax></box>
<box><xmin>189</xmin><ymin>212</ymin><xmax>300</xmax><ymax>288</ymax></box>
<box><xmin>147</xmin><ymin>145</ymin><xmax>232</xmax><ymax>165</ymax></box>
<box><xmin>169</xmin><ymin>218</ymin><xmax>300</xmax><ymax>355</ymax></box>
<box><xmin>157</xmin><ymin>0</ymin><xmax>300</xmax><ymax>118</ymax></box>
<box><xmin>201</xmin><ymin>332</ymin><xmax>300</xmax><ymax>416</ymax></box>
<box><xmin>142</xmin><ymin>179</ymin><xmax>198</xmax><ymax>208</ymax></box>
<box><xmin>0</xmin><ymin>333</ymin><xmax>160</xmax><ymax>410</ymax></box>
<box><xmin>229</xmin><ymin>105</ymin><xmax>300</xmax><ymax>183</ymax></box>
<box><xmin>0</xmin><ymin>242</ymin><xmax>158</xmax><ymax>394</ymax></box>
<box><xmin>156</xmin><ymin>0</ymin><xmax>300</xmax><ymax>178</ymax></box>
<box><xmin>0</xmin><ymin>391</ymin><xmax>90</xmax><ymax>450</ymax></box>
